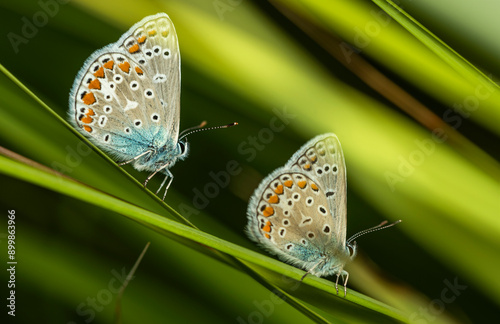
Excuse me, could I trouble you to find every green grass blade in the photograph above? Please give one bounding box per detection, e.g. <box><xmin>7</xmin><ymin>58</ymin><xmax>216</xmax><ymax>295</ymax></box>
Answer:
<box><xmin>0</xmin><ymin>152</ymin><xmax>407</xmax><ymax>323</ymax></box>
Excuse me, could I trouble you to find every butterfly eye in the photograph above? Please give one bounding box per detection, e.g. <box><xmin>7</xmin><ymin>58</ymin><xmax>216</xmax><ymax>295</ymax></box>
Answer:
<box><xmin>347</xmin><ymin>242</ymin><xmax>357</xmax><ymax>257</ymax></box>
<box><xmin>178</xmin><ymin>140</ymin><xmax>188</xmax><ymax>155</ymax></box>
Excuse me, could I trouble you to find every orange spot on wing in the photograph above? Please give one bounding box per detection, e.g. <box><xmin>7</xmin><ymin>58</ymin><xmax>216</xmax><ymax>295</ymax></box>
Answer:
<box><xmin>310</xmin><ymin>156</ymin><xmax>317</xmax><ymax>162</ymax></box>
<box><xmin>148</xmin><ymin>30</ymin><xmax>157</xmax><ymax>36</ymax></box>
<box><xmin>128</xmin><ymin>44</ymin><xmax>139</xmax><ymax>54</ymax></box>
<box><xmin>311</xmin><ymin>183</ymin><xmax>319</xmax><ymax>191</ymax></box>
<box><xmin>263</xmin><ymin>206</ymin><xmax>274</xmax><ymax>217</ymax></box>
<box><xmin>137</xmin><ymin>35</ymin><xmax>146</xmax><ymax>44</ymax></box>
<box><xmin>264</xmin><ymin>233</ymin><xmax>270</xmax><ymax>239</ymax></box>
<box><xmin>284</xmin><ymin>180</ymin><xmax>293</xmax><ymax>188</ymax></box>
<box><xmin>303</xmin><ymin>164</ymin><xmax>311</xmax><ymax>170</ymax></box>
<box><xmin>81</xmin><ymin>116</ymin><xmax>93</xmax><ymax>124</ymax></box>
<box><xmin>298</xmin><ymin>181</ymin><xmax>307</xmax><ymax>189</ymax></box>
<box><xmin>262</xmin><ymin>221</ymin><xmax>272</xmax><ymax>233</ymax></box>
<box><xmin>82</xmin><ymin>92</ymin><xmax>96</xmax><ymax>105</ymax></box>
<box><xmin>83</xmin><ymin>125</ymin><xmax>92</xmax><ymax>132</ymax></box>
<box><xmin>93</xmin><ymin>66</ymin><xmax>104</xmax><ymax>78</ymax></box>
<box><xmin>103</xmin><ymin>60</ymin><xmax>114</xmax><ymax>70</ymax></box>
<box><xmin>274</xmin><ymin>185</ymin><xmax>283</xmax><ymax>195</ymax></box>
<box><xmin>80</xmin><ymin>107</ymin><xmax>95</xmax><ymax>123</ymax></box>
<box><xmin>268</xmin><ymin>195</ymin><xmax>279</xmax><ymax>204</ymax></box>
<box><xmin>88</xmin><ymin>79</ymin><xmax>101</xmax><ymax>90</ymax></box>
<box><xmin>135</xmin><ymin>66</ymin><xmax>144</xmax><ymax>75</ymax></box>
<box><xmin>119</xmin><ymin>61</ymin><xmax>130</xmax><ymax>73</ymax></box>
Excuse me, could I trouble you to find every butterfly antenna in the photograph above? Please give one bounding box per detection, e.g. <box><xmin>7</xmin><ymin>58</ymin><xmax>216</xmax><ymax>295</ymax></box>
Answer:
<box><xmin>179</xmin><ymin>121</ymin><xmax>238</xmax><ymax>140</ymax></box>
<box><xmin>178</xmin><ymin>120</ymin><xmax>207</xmax><ymax>137</ymax></box>
<box><xmin>347</xmin><ymin>220</ymin><xmax>401</xmax><ymax>244</ymax></box>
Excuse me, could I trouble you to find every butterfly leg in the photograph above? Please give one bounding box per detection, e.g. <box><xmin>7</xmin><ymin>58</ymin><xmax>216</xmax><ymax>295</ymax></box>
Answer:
<box><xmin>118</xmin><ymin>150</ymin><xmax>152</xmax><ymax>166</ymax></box>
<box><xmin>156</xmin><ymin>170</ymin><xmax>174</xmax><ymax>201</ymax></box>
<box><xmin>144</xmin><ymin>162</ymin><xmax>170</xmax><ymax>187</ymax></box>
<box><xmin>300</xmin><ymin>259</ymin><xmax>324</xmax><ymax>281</ymax></box>
<box><xmin>337</xmin><ymin>270</ymin><xmax>349</xmax><ymax>297</ymax></box>
<box><xmin>335</xmin><ymin>274</ymin><xmax>340</xmax><ymax>295</ymax></box>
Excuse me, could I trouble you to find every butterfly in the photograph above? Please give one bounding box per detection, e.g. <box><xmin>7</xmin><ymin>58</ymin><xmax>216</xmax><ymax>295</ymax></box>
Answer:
<box><xmin>68</xmin><ymin>13</ymin><xmax>236</xmax><ymax>199</ymax></box>
<box><xmin>246</xmin><ymin>133</ymin><xmax>400</xmax><ymax>296</ymax></box>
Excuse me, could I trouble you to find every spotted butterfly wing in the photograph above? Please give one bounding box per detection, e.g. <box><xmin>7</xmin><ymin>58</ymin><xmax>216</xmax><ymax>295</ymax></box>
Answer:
<box><xmin>69</xmin><ymin>13</ymin><xmax>180</xmax><ymax>167</ymax></box>
<box><xmin>116</xmin><ymin>13</ymin><xmax>180</xmax><ymax>145</ymax></box>
<box><xmin>246</xmin><ymin>134</ymin><xmax>349</xmax><ymax>277</ymax></box>
<box><xmin>286</xmin><ymin>133</ymin><xmax>347</xmax><ymax>248</ymax></box>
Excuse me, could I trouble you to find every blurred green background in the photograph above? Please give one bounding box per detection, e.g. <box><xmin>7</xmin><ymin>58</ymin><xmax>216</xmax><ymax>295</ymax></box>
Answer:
<box><xmin>0</xmin><ymin>0</ymin><xmax>499</xmax><ymax>323</ymax></box>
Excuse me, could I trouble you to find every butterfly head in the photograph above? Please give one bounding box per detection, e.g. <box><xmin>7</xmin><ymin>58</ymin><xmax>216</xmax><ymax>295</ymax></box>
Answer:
<box><xmin>157</xmin><ymin>137</ymin><xmax>190</xmax><ymax>166</ymax></box>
